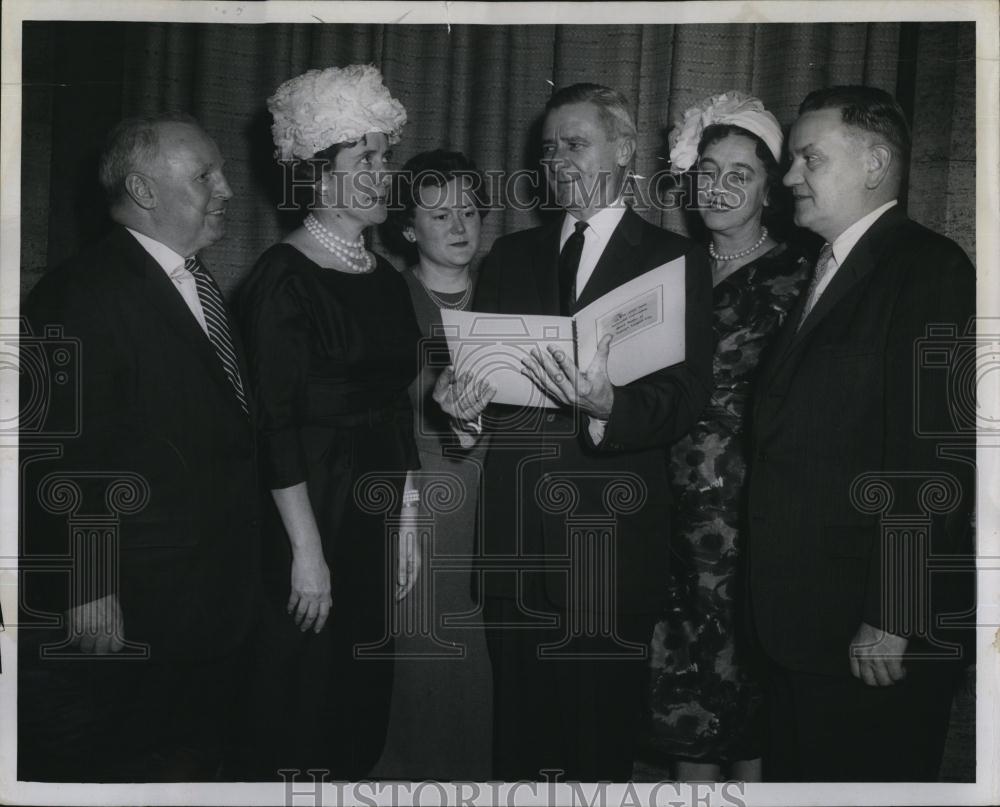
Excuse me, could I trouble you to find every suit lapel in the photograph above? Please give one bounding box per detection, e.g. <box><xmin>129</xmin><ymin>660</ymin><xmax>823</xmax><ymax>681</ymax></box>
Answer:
<box><xmin>114</xmin><ymin>227</ymin><xmax>245</xmax><ymax>412</ymax></box>
<box><xmin>763</xmin><ymin>207</ymin><xmax>906</xmax><ymax>382</ymax></box>
<box><xmin>534</xmin><ymin>218</ymin><xmax>563</xmax><ymax>315</ymax></box>
<box><xmin>574</xmin><ymin>207</ymin><xmax>642</xmax><ymax>312</ymax></box>
<box><xmin>227</xmin><ymin>305</ymin><xmax>255</xmax><ymax>420</ymax></box>
<box><xmin>793</xmin><ymin>246</ymin><xmax>874</xmax><ymax>344</ymax></box>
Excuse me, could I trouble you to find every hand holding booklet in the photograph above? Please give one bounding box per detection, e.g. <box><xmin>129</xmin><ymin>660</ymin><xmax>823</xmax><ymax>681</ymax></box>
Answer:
<box><xmin>441</xmin><ymin>256</ymin><xmax>686</xmax><ymax>408</ymax></box>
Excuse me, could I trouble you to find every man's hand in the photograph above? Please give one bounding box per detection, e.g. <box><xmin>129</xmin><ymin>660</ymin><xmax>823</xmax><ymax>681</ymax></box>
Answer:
<box><xmin>432</xmin><ymin>366</ymin><xmax>495</xmax><ymax>423</ymax></box>
<box><xmin>396</xmin><ymin>509</ymin><xmax>422</xmax><ymax>601</ymax></box>
<box><xmin>521</xmin><ymin>334</ymin><xmax>615</xmax><ymax>418</ymax></box>
<box><xmin>289</xmin><ymin>552</ymin><xmax>332</xmax><ymax>633</ymax></box>
<box><xmin>66</xmin><ymin>593</ymin><xmax>125</xmax><ymax>654</ymax></box>
<box><xmin>849</xmin><ymin>620</ymin><xmax>908</xmax><ymax>686</ymax></box>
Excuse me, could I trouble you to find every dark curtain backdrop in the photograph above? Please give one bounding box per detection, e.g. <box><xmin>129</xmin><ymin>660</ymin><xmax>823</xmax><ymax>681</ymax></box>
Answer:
<box><xmin>20</xmin><ymin>20</ymin><xmax>976</xmax><ymax>299</ymax></box>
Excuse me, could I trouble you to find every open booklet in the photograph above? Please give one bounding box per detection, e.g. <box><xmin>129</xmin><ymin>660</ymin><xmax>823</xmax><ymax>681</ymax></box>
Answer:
<box><xmin>440</xmin><ymin>256</ymin><xmax>686</xmax><ymax>408</ymax></box>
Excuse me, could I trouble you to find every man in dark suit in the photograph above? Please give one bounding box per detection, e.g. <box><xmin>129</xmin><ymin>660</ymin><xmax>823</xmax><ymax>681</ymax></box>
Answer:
<box><xmin>19</xmin><ymin>113</ymin><xmax>260</xmax><ymax>781</ymax></box>
<box><xmin>747</xmin><ymin>86</ymin><xmax>975</xmax><ymax>781</ymax></box>
<box><xmin>439</xmin><ymin>83</ymin><xmax>712</xmax><ymax>780</ymax></box>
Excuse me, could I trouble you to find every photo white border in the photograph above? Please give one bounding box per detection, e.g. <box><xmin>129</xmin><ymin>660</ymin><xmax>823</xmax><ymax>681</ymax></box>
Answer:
<box><xmin>1</xmin><ymin>1</ymin><xmax>997</xmax><ymax>805</ymax></box>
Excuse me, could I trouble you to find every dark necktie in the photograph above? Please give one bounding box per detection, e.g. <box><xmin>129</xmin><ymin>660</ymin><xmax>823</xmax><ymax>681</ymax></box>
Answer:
<box><xmin>558</xmin><ymin>220</ymin><xmax>588</xmax><ymax>316</ymax></box>
<box><xmin>185</xmin><ymin>256</ymin><xmax>249</xmax><ymax>415</ymax></box>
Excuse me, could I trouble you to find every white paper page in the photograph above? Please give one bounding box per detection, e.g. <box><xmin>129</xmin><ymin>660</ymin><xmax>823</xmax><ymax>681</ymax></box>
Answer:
<box><xmin>574</xmin><ymin>256</ymin><xmax>686</xmax><ymax>385</ymax></box>
<box><xmin>440</xmin><ymin>310</ymin><xmax>575</xmax><ymax>408</ymax></box>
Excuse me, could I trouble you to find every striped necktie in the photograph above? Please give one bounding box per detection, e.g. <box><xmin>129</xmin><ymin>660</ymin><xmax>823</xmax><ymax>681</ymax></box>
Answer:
<box><xmin>184</xmin><ymin>256</ymin><xmax>249</xmax><ymax>415</ymax></box>
<box><xmin>797</xmin><ymin>243</ymin><xmax>836</xmax><ymax>331</ymax></box>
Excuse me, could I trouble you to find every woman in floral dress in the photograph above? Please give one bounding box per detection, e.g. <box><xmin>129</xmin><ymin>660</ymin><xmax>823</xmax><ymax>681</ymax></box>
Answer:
<box><xmin>650</xmin><ymin>92</ymin><xmax>811</xmax><ymax>781</ymax></box>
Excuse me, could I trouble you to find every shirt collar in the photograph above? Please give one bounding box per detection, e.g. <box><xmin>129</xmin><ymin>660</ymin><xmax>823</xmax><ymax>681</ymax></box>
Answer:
<box><xmin>125</xmin><ymin>227</ymin><xmax>189</xmax><ymax>277</ymax></box>
<box><xmin>560</xmin><ymin>203</ymin><xmax>628</xmax><ymax>247</ymax></box>
<box><xmin>830</xmin><ymin>199</ymin><xmax>898</xmax><ymax>267</ymax></box>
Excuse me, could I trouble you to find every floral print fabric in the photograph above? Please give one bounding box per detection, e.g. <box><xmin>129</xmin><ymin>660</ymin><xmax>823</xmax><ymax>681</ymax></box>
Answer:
<box><xmin>649</xmin><ymin>242</ymin><xmax>810</xmax><ymax>763</ymax></box>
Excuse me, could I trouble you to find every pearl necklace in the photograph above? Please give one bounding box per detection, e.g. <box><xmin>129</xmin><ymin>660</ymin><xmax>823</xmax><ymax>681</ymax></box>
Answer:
<box><xmin>708</xmin><ymin>227</ymin><xmax>769</xmax><ymax>262</ymax></box>
<box><xmin>304</xmin><ymin>214</ymin><xmax>373</xmax><ymax>273</ymax></box>
<box><xmin>415</xmin><ymin>270</ymin><xmax>473</xmax><ymax>310</ymax></box>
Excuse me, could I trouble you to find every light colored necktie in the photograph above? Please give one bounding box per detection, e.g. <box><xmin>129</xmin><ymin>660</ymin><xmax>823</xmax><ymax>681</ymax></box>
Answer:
<box><xmin>798</xmin><ymin>243</ymin><xmax>835</xmax><ymax>330</ymax></box>
<box><xmin>185</xmin><ymin>256</ymin><xmax>249</xmax><ymax>415</ymax></box>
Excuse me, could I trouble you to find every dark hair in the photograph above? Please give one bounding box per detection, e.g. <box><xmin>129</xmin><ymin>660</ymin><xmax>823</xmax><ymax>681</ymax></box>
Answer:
<box><xmin>290</xmin><ymin>140</ymin><xmax>355</xmax><ymax>180</ymax></box>
<box><xmin>695</xmin><ymin>122</ymin><xmax>791</xmax><ymax>231</ymax></box>
<box><xmin>798</xmin><ymin>85</ymin><xmax>911</xmax><ymax>166</ymax></box>
<box><xmin>283</xmin><ymin>139</ymin><xmax>358</xmax><ymax>211</ymax></box>
<box><xmin>98</xmin><ymin>111</ymin><xmax>200</xmax><ymax>203</ymax></box>
<box><xmin>384</xmin><ymin>149</ymin><xmax>488</xmax><ymax>263</ymax></box>
<box><xmin>545</xmin><ymin>83</ymin><xmax>637</xmax><ymax>145</ymax></box>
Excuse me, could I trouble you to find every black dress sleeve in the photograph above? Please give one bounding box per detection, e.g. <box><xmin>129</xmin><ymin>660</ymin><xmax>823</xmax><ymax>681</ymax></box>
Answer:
<box><xmin>237</xmin><ymin>248</ymin><xmax>313</xmax><ymax>490</ymax></box>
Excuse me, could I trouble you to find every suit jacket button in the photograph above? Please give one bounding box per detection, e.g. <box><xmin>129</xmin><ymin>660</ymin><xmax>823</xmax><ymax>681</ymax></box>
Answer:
<box><xmin>545</xmin><ymin>414</ymin><xmax>556</xmax><ymax>423</ymax></box>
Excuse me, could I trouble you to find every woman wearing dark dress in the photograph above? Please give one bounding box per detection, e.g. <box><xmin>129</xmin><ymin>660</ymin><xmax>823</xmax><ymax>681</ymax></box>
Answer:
<box><xmin>237</xmin><ymin>65</ymin><xmax>422</xmax><ymax>779</ymax></box>
<box><xmin>649</xmin><ymin>92</ymin><xmax>810</xmax><ymax>781</ymax></box>
<box><xmin>370</xmin><ymin>150</ymin><xmax>493</xmax><ymax>780</ymax></box>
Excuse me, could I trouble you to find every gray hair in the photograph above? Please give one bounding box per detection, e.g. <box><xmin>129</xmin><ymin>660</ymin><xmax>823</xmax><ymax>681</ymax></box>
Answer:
<box><xmin>98</xmin><ymin>112</ymin><xmax>199</xmax><ymax>203</ymax></box>
<box><xmin>545</xmin><ymin>83</ymin><xmax>638</xmax><ymax>145</ymax></box>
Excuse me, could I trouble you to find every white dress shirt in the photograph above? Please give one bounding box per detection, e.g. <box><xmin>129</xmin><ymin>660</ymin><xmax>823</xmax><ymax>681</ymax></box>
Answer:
<box><xmin>126</xmin><ymin>227</ymin><xmax>209</xmax><ymax>335</ymax></box>
<box><xmin>560</xmin><ymin>205</ymin><xmax>629</xmax><ymax>442</ymax></box>
<box><xmin>559</xmin><ymin>203</ymin><xmax>627</xmax><ymax>301</ymax></box>
<box><xmin>456</xmin><ymin>205</ymin><xmax>630</xmax><ymax>447</ymax></box>
<box><xmin>810</xmin><ymin>199</ymin><xmax>898</xmax><ymax>306</ymax></box>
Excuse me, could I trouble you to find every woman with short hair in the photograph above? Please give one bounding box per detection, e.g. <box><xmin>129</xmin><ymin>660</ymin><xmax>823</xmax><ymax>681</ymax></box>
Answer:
<box><xmin>650</xmin><ymin>91</ymin><xmax>810</xmax><ymax>782</ymax></box>
<box><xmin>371</xmin><ymin>148</ymin><xmax>493</xmax><ymax>780</ymax></box>
<box><xmin>238</xmin><ymin>64</ymin><xmax>421</xmax><ymax>778</ymax></box>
